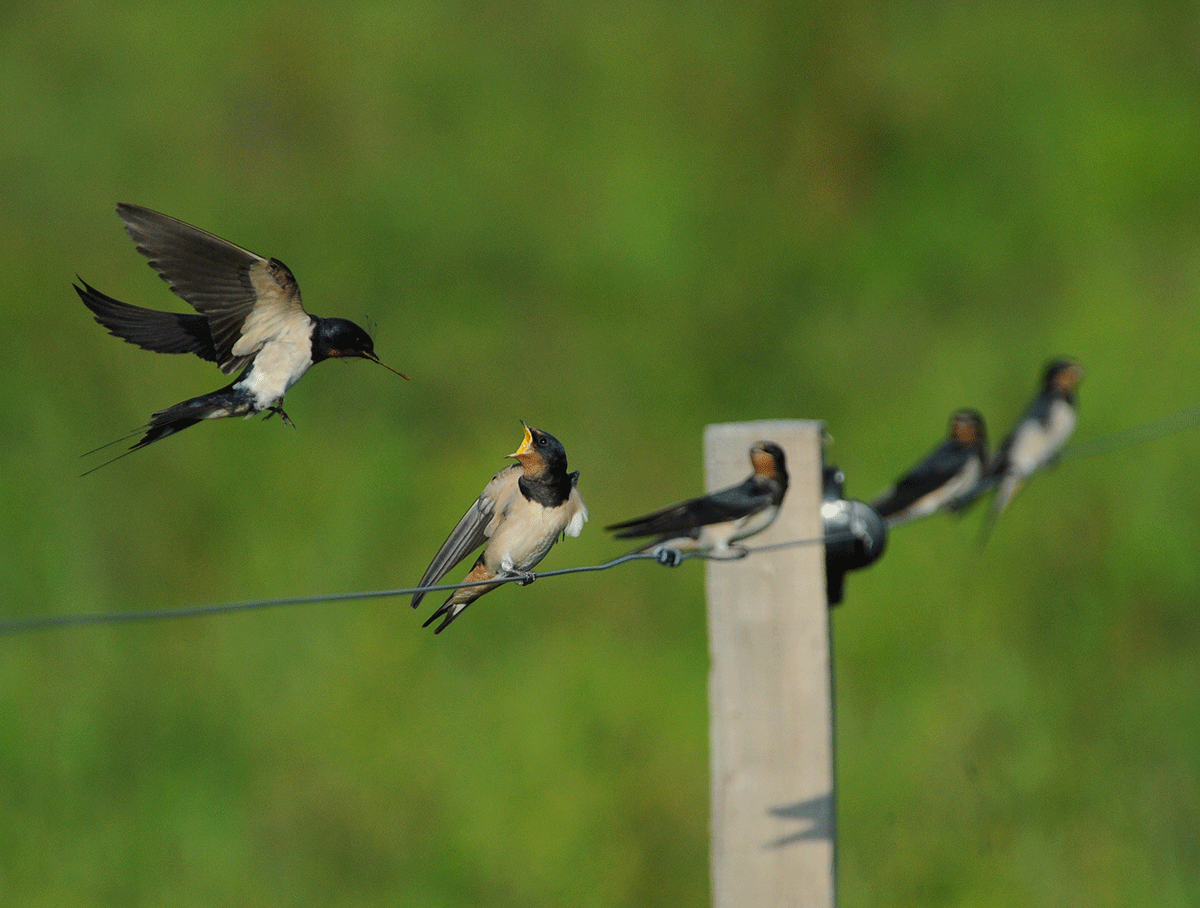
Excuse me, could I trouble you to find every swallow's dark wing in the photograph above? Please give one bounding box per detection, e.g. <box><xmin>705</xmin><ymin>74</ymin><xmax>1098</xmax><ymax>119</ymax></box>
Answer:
<box><xmin>116</xmin><ymin>204</ymin><xmax>307</xmax><ymax>375</ymax></box>
<box><xmin>871</xmin><ymin>440</ymin><xmax>970</xmax><ymax>517</ymax></box>
<box><xmin>75</xmin><ymin>280</ymin><xmax>217</xmax><ymax>362</ymax></box>
<box><xmin>411</xmin><ymin>465</ymin><xmax>521</xmax><ymax>610</ymax></box>
<box><xmin>606</xmin><ymin>478</ymin><xmax>769</xmax><ymax>539</ymax></box>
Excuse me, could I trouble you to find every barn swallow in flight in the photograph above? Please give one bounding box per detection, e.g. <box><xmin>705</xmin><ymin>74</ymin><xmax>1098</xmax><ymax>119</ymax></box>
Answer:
<box><xmin>870</xmin><ymin>409</ymin><xmax>988</xmax><ymax>527</ymax></box>
<box><xmin>411</xmin><ymin>423</ymin><xmax>588</xmax><ymax>633</ymax></box>
<box><xmin>981</xmin><ymin>358</ymin><xmax>1082</xmax><ymax>522</ymax></box>
<box><xmin>78</xmin><ymin>203</ymin><xmax>406</xmax><ymax>472</ymax></box>
<box><xmin>606</xmin><ymin>440</ymin><xmax>788</xmax><ymax>564</ymax></box>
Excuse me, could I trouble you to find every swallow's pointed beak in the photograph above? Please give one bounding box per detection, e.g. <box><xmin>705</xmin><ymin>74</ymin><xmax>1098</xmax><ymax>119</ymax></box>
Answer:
<box><xmin>362</xmin><ymin>351</ymin><xmax>409</xmax><ymax>380</ymax></box>
<box><xmin>508</xmin><ymin>421</ymin><xmax>534</xmax><ymax>459</ymax></box>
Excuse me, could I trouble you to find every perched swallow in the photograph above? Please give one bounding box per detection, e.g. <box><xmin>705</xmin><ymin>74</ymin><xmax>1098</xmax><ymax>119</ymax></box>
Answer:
<box><xmin>411</xmin><ymin>423</ymin><xmax>588</xmax><ymax>633</ymax></box>
<box><xmin>605</xmin><ymin>440</ymin><xmax>788</xmax><ymax>563</ymax></box>
<box><xmin>976</xmin><ymin>358</ymin><xmax>1083</xmax><ymax>531</ymax></box>
<box><xmin>870</xmin><ymin>409</ymin><xmax>988</xmax><ymax>527</ymax></box>
<box><xmin>78</xmin><ymin>203</ymin><xmax>406</xmax><ymax>471</ymax></box>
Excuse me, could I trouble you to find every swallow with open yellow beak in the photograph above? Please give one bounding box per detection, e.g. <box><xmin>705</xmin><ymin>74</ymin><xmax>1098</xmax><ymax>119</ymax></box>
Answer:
<box><xmin>606</xmin><ymin>440</ymin><xmax>788</xmax><ymax>564</ymax></box>
<box><xmin>412</xmin><ymin>423</ymin><xmax>588</xmax><ymax>633</ymax></box>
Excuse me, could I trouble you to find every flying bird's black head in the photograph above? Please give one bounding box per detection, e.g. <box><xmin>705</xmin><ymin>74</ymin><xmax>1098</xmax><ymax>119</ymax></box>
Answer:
<box><xmin>949</xmin><ymin>409</ymin><xmax>987</xmax><ymax>451</ymax></box>
<box><xmin>749</xmin><ymin>441</ymin><xmax>788</xmax><ymax>487</ymax></box>
<box><xmin>314</xmin><ymin>317</ymin><xmax>375</xmax><ymax>360</ymax></box>
<box><xmin>313</xmin><ymin>317</ymin><xmax>409</xmax><ymax>378</ymax></box>
<box><xmin>1043</xmin><ymin>358</ymin><xmax>1082</xmax><ymax>399</ymax></box>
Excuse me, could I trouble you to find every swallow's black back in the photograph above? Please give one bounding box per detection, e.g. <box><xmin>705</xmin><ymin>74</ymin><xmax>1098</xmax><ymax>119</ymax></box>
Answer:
<box><xmin>872</xmin><ymin>439</ymin><xmax>971</xmax><ymax>518</ymax></box>
<box><xmin>607</xmin><ymin>476</ymin><xmax>776</xmax><ymax>539</ymax></box>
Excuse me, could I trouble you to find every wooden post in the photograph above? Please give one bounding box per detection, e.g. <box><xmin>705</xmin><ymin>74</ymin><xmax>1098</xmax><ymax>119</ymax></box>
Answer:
<box><xmin>706</xmin><ymin>420</ymin><xmax>834</xmax><ymax>908</ymax></box>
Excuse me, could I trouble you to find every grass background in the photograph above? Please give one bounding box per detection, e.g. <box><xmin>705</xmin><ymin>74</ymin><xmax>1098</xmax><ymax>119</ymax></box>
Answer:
<box><xmin>3</xmin><ymin>1</ymin><xmax>1199</xmax><ymax>905</ymax></box>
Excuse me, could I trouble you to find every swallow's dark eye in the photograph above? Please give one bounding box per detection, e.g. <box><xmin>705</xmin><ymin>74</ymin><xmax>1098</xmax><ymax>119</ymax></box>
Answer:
<box><xmin>537</xmin><ymin>436</ymin><xmax>547</xmax><ymax>446</ymax></box>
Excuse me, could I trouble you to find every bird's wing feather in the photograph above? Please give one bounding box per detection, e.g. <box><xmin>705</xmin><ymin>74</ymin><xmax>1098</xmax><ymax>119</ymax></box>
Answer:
<box><xmin>872</xmin><ymin>441</ymin><xmax>966</xmax><ymax>516</ymax></box>
<box><xmin>565</xmin><ymin>487</ymin><xmax>588</xmax><ymax>538</ymax></box>
<box><xmin>411</xmin><ymin>465</ymin><xmax>521</xmax><ymax>609</ymax></box>
<box><xmin>230</xmin><ymin>259</ymin><xmax>309</xmax><ymax>361</ymax></box>
<box><xmin>607</xmin><ymin>478</ymin><xmax>767</xmax><ymax>539</ymax></box>
<box><xmin>76</xmin><ymin>281</ymin><xmax>217</xmax><ymax>362</ymax></box>
<box><xmin>116</xmin><ymin>204</ymin><xmax>306</xmax><ymax>374</ymax></box>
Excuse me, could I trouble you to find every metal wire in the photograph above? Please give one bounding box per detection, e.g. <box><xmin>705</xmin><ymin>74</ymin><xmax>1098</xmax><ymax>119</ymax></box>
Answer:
<box><xmin>1061</xmin><ymin>402</ymin><xmax>1200</xmax><ymax>462</ymax></box>
<box><xmin>0</xmin><ymin>532</ymin><xmax>849</xmax><ymax>635</ymax></box>
<box><xmin>13</xmin><ymin>398</ymin><xmax>1200</xmax><ymax>636</ymax></box>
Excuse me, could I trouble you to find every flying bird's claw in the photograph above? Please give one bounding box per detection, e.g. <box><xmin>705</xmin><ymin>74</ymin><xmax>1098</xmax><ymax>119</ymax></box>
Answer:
<box><xmin>653</xmin><ymin>545</ymin><xmax>684</xmax><ymax>567</ymax></box>
<box><xmin>262</xmin><ymin>405</ymin><xmax>295</xmax><ymax>427</ymax></box>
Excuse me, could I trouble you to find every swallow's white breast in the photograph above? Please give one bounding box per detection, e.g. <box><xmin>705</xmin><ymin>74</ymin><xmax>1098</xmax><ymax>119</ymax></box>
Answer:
<box><xmin>1009</xmin><ymin>399</ymin><xmax>1076</xmax><ymax>477</ymax></box>
<box><xmin>484</xmin><ymin>486</ymin><xmax>588</xmax><ymax>574</ymax></box>
<box><xmin>233</xmin><ymin>316</ymin><xmax>315</xmax><ymax>411</ymax></box>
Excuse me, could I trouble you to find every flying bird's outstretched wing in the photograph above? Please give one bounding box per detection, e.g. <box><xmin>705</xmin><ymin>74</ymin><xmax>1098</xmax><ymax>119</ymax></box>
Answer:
<box><xmin>76</xmin><ymin>280</ymin><xmax>217</xmax><ymax>362</ymax></box>
<box><xmin>117</xmin><ymin>203</ymin><xmax>307</xmax><ymax>375</ymax></box>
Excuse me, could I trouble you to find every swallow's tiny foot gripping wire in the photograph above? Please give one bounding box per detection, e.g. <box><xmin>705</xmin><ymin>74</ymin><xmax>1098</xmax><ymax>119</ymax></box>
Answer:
<box><xmin>511</xmin><ymin>570</ymin><xmax>538</xmax><ymax>586</ymax></box>
<box><xmin>653</xmin><ymin>545</ymin><xmax>685</xmax><ymax>567</ymax></box>
<box><xmin>263</xmin><ymin>406</ymin><xmax>295</xmax><ymax>428</ymax></box>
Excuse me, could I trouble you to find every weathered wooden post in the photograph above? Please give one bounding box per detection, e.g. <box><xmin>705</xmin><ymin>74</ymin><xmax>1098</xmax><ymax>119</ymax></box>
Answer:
<box><xmin>706</xmin><ymin>419</ymin><xmax>835</xmax><ymax>908</ymax></box>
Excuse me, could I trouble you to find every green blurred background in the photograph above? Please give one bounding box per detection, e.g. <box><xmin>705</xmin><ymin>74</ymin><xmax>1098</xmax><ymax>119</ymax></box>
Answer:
<box><xmin>3</xmin><ymin>1</ymin><xmax>1199</xmax><ymax>905</ymax></box>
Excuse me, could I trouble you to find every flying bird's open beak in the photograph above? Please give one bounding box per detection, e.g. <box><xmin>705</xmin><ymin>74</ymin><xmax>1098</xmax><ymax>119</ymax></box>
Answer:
<box><xmin>362</xmin><ymin>351</ymin><xmax>409</xmax><ymax>380</ymax></box>
<box><xmin>508</xmin><ymin>421</ymin><xmax>534</xmax><ymax>459</ymax></box>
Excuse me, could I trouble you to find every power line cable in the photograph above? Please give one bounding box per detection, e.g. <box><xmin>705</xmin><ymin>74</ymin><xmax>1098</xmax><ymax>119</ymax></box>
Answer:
<box><xmin>0</xmin><ymin>532</ymin><xmax>846</xmax><ymax>636</ymax></box>
<box><xmin>17</xmin><ymin>401</ymin><xmax>1197</xmax><ymax>636</ymax></box>
<box><xmin>1062</xmin><ymin>402</ymin><xmax>1200</xmax><ymax>462</ymax></box>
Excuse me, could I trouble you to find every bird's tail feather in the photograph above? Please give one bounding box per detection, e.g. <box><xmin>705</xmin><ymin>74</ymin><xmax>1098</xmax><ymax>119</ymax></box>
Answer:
<box><xmin>81</xmin><ymin>425</ymin><xmax>147</xmax><ymax>459</ymax></box>
<box><xmin>423</xmin><ymin>599</ymin><xmax>469</xmax><ymax>634</ymax></box>
<box><xmin>976</xmin><ymin>475</ymin><xmax>1023</xmax><ymax>546</ymax></box>
<box><xmin>80</xmin><ymin>387</ymin><xmax>241</xmax><ymax>475</ymax></box>
<box><xmin>81</xmin><ymin>417</ymin><xmax>204</xmax><ymax>476</ymax></box>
